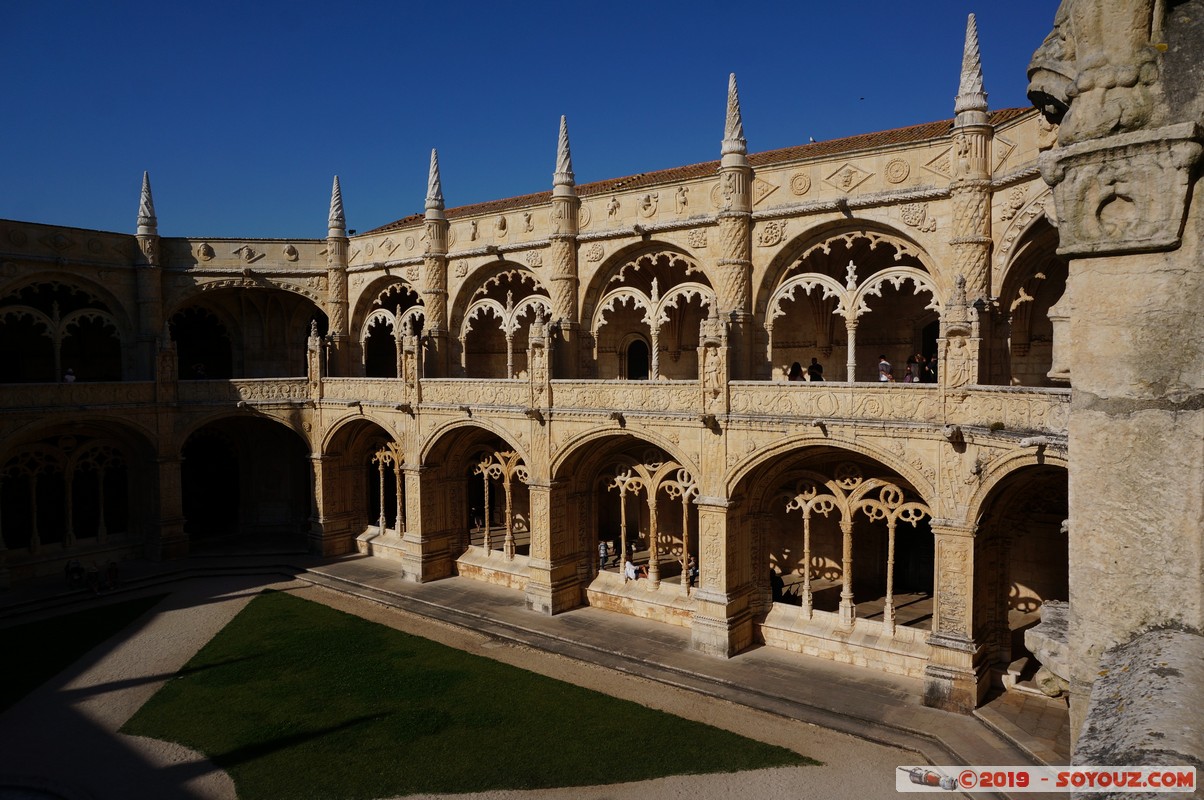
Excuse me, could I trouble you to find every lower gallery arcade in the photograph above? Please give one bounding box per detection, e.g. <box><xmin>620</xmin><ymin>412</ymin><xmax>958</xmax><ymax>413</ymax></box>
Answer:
<box><xmin>0</xmin><ymin>394</ymin><xmax>1069</xmax><ymax>712</ymax></box>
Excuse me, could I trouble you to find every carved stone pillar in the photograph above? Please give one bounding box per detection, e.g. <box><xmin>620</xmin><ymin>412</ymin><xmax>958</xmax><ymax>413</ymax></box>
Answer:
<box><xmin>396</xmin><ymin>465</ymin><xmax>453</xmax><ymax>582</ymax></box>
<box><xmin>422</xmin><ymin>151</ymin><xmax>451</xmax><ymax>378</ymax></box>
<box><xmin>1028</xmin><ymin>0</ymin><xmax>1204</xmax><ymax>744</ymax></box>
<box><xmin>133</xmin><ymin>172</ymin><xmax>161</xmax><ymax>381</ymax></box>
<box><xmin>715</xmin><ymin>73</ymin><xmax>755</xmax><ymax>380</ymax></box>
<box><xmin>690</xmin><ymin>495</ymin><xmax>754</xmax><ymax>657</ymax></box>
<box><xmin>308</xmin><ymin>454</ymin><xmax>353</xmax><ymax>556</ymax></box>
<box><xmin>325</xmin><ymin>245</ymin><xmax>350</xmax><ymax>377</ymax></box>
<box><xmin>924</xmin><ymin>522</ymin><xmax>986</xmax><ymax>713</ymax></box>
<box><xmin>148</xmin><ymin>456</ymin><xmax>188</xmax><ymax>560</ymax></box>
<box><xmin>525</xmin><ymin>479</ymin><xmax>581</xmax><ymax>614</ymax></box>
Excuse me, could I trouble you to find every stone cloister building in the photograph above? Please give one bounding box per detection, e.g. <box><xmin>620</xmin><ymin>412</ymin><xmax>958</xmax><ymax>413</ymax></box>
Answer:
<box><xmin>2</xmin><ymin>5</ymin><xmax>1200</xmax><ymax>771</ymax></box>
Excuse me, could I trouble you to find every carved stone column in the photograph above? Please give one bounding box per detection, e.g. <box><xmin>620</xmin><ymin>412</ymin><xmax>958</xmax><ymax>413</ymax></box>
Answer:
<box><xmin>399</xmin><ymin>464</ymin><xmax>455</xmax><ymax>582</ymax></box>
<box><xmin>924</xmin><ymin>522</ymin><xmax>985</xmax><ymax>713</ymax></box>
<box><xmin>422</xmin><ymin>151</ymin><xmax>450</xmax><ymax>378</ymax></box>
<box><xmin>148</xmin><ymin>455</ymin><xmax>188</xmax><ymax>560</ymax></box>
<box><xmin>308</xmin><ymin>454</ymin><xmax>353</xmax><ymax>556</ymax></box>
<box><xmin>134</xmin><ymin>172</ymin><xmax>162</xmax><ymax>381</ymax></box>
<box><xmin>325</xmin><ymin>177</ymin><xmax>351</xmax><ymax>378</ymax></box>
<box><xmin>715</xmin><ymin>74</ymin><xmax>755</xmax><ymax>380</ymax></box>
<box><xmin>550</xmin><ymin>115</ymin><xmax>581</xmax><ymax>379</ymax></box>
<box><xmin>690</xmin><ymin>495</ymin><xmax>754</xmax><ymax>657</ymax></box>
<box><xmin>525</xmin><ymin>479</ymin><xmax>581</xmax><ymax>614</ymax></box>
<box><xmin>948</xmin><ymin>14</ymin><xmax>993</xmax><ymax>384</ymax></box>
<box><xmin>1028</xmin><ymin>0</ymin><xmax>1204</xmax><ymax>745</ymax></box>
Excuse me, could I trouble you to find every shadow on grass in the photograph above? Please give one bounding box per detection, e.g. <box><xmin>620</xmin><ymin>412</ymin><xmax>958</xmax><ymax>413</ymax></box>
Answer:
<box><xmin>123</xmin><ymin>590</ymin><xmax>813</xmax><ymax>800</ymax></box>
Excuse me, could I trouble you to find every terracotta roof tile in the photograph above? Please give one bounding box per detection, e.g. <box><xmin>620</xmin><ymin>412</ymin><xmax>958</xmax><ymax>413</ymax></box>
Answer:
<box><xmin>365</xmin><ymin>108</ymin><xmax>1033</xmax><ymax>235</ymax></box>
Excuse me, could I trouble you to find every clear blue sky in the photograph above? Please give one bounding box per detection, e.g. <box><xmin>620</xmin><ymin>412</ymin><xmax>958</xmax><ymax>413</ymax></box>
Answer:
<box><xmin>2</xmin><ymin>1</ymin><xmax>1057</xmax><ymax>239</ymax></box>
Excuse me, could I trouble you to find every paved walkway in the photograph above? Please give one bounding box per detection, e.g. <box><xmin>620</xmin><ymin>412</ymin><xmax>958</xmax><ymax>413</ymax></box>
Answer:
<box><xmin>0</xmin><ymin>552</ymin><xmax>1070</xmax><ymax>799</ymax></box>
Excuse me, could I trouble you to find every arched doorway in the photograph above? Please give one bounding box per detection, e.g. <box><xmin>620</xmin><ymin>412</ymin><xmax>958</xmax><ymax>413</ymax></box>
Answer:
<box><xmin>624</xmin><ymin>337</ymin><xmax>650</xmax><ymax>380</ymax></box>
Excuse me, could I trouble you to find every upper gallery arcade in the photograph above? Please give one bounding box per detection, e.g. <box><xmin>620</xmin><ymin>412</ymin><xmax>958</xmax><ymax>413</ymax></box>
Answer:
<box><xmin>0</xmin><ymin>15</ymin><xmax>1070</xmax><ymax>716</ymax></box>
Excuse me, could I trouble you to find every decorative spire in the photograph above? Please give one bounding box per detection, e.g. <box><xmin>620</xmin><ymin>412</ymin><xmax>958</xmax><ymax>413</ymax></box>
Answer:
<box><xmin>328</xmin><ymin>175</ymin><xmax>346</xmax><ymax>238</ymax></box>
<box><xmin>137</xmin><ymin>171</ymin><xmax>157</xmax><ymax>236</ymax></box>
<box><xmin>954</xmin><ymin>13</ymin><xmax>989</xmax><ymax>125</ymax></box>
<box><xmin>553</xmin><ymin>115</ymin><xmax>575</xmax><ymax>194</ymax></box>
<box><xmin>721</xmin><ymin>73</ymin><xmax>747</xmax><ymax>166</ymax></box>
<box><xmin>425</xmin><ymin>148</ymin><xmax>445</xmax><ymax>220</ymax></box>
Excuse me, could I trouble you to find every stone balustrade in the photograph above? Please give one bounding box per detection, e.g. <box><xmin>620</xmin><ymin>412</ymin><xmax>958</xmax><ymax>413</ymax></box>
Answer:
<box><xmin>0</xmin><ymin>377</ymin><xmax>1069</xmax><ymax>437</ymax></box>
<box><xmin>0</xmin><ymin>381</ymin><xmax>155</xmax><ymax>409</ymax></box>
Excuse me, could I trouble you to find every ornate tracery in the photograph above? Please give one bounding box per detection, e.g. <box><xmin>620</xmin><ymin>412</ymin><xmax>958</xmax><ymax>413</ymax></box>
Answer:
<box><xmin>784</xmin><ymin>462</ymin><xmax>930</xmax><ymax>632</ymax></box>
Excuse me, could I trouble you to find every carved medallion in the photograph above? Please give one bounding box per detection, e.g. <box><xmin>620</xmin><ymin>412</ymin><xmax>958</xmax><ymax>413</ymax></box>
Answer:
<box><xmin>197</xmin><ymin>242</ymin><xmax>214</xmax><ymax>261</ymax></box>
<box><xmin>789</xmin><ymin>173</ymin><xmax>811</xmax><ymax>196</ymax></box>
<box><xmin>454</xmin><ymin>262</ymin><xmax>469</xmax><ymax>278</ymax></box>
<box><xmin>900</xmin><ymin>204</ymin><xmax>936</xmax><ymax>232</ymax></box>
<box><xmin>638</xmin><ymin>193</ymin><xmax>658</xmax><ymax>218</ymax></box>
<box><xmin>577</xmin><ymin>204</ymin><xmax>591</xmax><ymax>229</ymax></box>
<box><xmin>686</xmin><ymin>229</ymin><xmax>707</xmax><ymax>249</ymax></box>
<box><xmin>7</xmin><ymin>229</ymin><xmax>27</xmax><ymax>247</ymax></box>
<box><xmin>87</xmin><ymin>238</ymin><xmax>104</xmax><ymax>255</ymax></box>
<box><xmin>405</xmin><ymin>266</ymin><xmax>419</xmax><ymax>282</ymax></box>
<box><xmin>585</xmin><ymin>243</ymin><xmax>604</xmax><ymax>262</ymax></box>
<box><xmin>526</xmin><ymin>251</ymin><xmax>543</xmax><ymax>267</ymax></box>
<box><xmin>756</xmin><ymin>220</ymin><xmax>787</xmax><ymax>247</ymax></box>
<box><xmin>283</xmin><ymin>244</ymin><xmax>299</xmax><ymax>261</ymax></box>
<box><xmin>1000</xmin><ymin>187</ymin><xmax>1027</xmax><ymax>221</ymax></box>
<box><xmin>404</xmin><ymin>236</ymin><xmax>416</xmax><ymax>251</ymax></box>
<box><xmin>885</xmin><ymin>159</ymin><xmax>910</xmax><ymax>184</ymax></box>
<box><xmin>710</xmin><ymin>182</ymin><xmax>726</xmax><ymax>210</ymax></box>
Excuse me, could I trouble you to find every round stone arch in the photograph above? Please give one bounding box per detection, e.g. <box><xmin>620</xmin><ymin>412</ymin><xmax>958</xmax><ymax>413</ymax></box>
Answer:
<box><xmin>319</xmin><ymin>416</ymin><xmax>403</xmax><ymax>552</ymax></box>
<box><xmin>0</xmin><ymin>417</ymin><xmax>160</xmax><ymax>561</ymax></box>
<box><xmin>550</xmin><ymin>426</ymin><xmax>700</xmax><ymax>484</ymax></box>
<box><xmin>990</xmin><ymin>195</ymin><xmax>1067</xmax><ymax>387</ymax></box>
<box><xmin>755</xmin><ymin>219</ymin><xmax>939</xmax><ymax>321</ymax></box>
<box><xmin>3</xmin><ymin>410</ymin><xmax>158</xmax><ymax>453</ymax></box>
<box><xmin>580</xmin><ymin>241</ymin><xmax>709</xmax><ymax>329</ymax></box>
<box><xmin>167</xmin><ymin>283</ymin><xmax>328</xmax><ymax>379</ymax></box>
<box><xmin>175</xmin><ymin>408</ymin><xmax>310</xmax><ymax>458</ymax></box>
<box><xmin>992</xmin><ymin>186</ymin><xmax>1055</xmax><ymax>300</ymax></box>
<box><xmin>0</xmin><ymin>274</ymin><xmax>135</xmax><ymax>382</ymax></box>
<box><xmin>727</xmin><ymin>439</ymin><xmax>937</xmax><ymax>632</ymax></box>
<box><xmin>964</xmin><ymin>447</ymin><xmax>1069</xmax><ymax>531</ymax></box>
<box><xmin>349</xmin><ymin>274</ymin><xmax>424</xmax><ymax>338</ymax></box>
<box><xmin>0</xmin><ymin>271</ymin><xmax>136</xmax><ymax>337</ymax></box>
<box><xmin>724</xmin><ymin>432</ymin><xmax>935</xmax><ymax>506</ymax></box>
<box><xmin>965</xmin><ymin>453</ymin><xmax>1069</xmax><ymax>681</ymax></box>
<box><xmin>754</xmin><ymin>221</ymin><xmax>941</xmax><ymax>381</ymax></box>
<box><xmin>449</xmin><ymin>259</ymin><xmax>548</xmax><ymax>333</ymax></box>
<box><xmin>421</xmin><ymin>417</ymin><xmax>532</xmax><ymax>470</ymax></box>
<box><xmin>450</xmin><ymin>260</ymin><xmax>550</xmax><ymax>379</ymax></box>
<box><xmin>319</xmin><ymin>410</ymin><xmax>396</xmax><ymax>456</ymax></box>
<box><xmin>178</xmin><ymin>411</ymin><xmax>313</xmax><ymax>544</ymax></box>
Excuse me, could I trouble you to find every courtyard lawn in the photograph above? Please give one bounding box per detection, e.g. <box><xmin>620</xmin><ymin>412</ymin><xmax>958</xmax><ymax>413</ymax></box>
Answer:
<box><xmin>1</xmin><ymin>593</ymin><xmax>167</xmax><ymax>713</ymax></box>
<box><xmin>123</xmin><ymin>590</ymin><xmax>812</xmax><ymax>800</ymax></box>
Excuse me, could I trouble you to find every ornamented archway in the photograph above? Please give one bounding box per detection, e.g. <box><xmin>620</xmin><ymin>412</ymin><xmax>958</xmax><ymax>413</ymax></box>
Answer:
<box><xmin>586</xmin><ymin>249</ymin><xmax>715</xmax><ymax>381</ymax></box>
<box><xmin>759</xmin><ymin>227</ymin><xmax>941</xmax><ymax>382</ymax></box>
<box><xmin>358</xmin><ymin>282</ymin><xmax>424</xmax><ymax>378</ymax></box>
<box><xmin>456</xmin><ymin>266</ymin><xmax>550</xmax><ymax>379</ymax></box>
<box><xmin>0</xmin><ymin>282</ymin><xmax>125</xmax><ymax>383</ymax></box>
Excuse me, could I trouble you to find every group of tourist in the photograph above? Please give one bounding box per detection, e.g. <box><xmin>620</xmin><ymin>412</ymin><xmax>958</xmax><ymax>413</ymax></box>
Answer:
<box><xmin>787</xmin><ymin>353</ymin><xmax>938</xmax><ymax>383</ymax></box>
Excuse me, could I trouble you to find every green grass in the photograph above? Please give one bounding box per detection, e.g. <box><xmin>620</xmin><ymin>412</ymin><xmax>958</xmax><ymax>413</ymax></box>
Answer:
<box><xmin>1</xmin><ymin>593</ymin><xmax>167</xmax><ymax>712</ymax></box>
<box><xmin>122</xmin><ymin>590</ymin><xmax>812</xmax><ymax>799</ymax></box>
